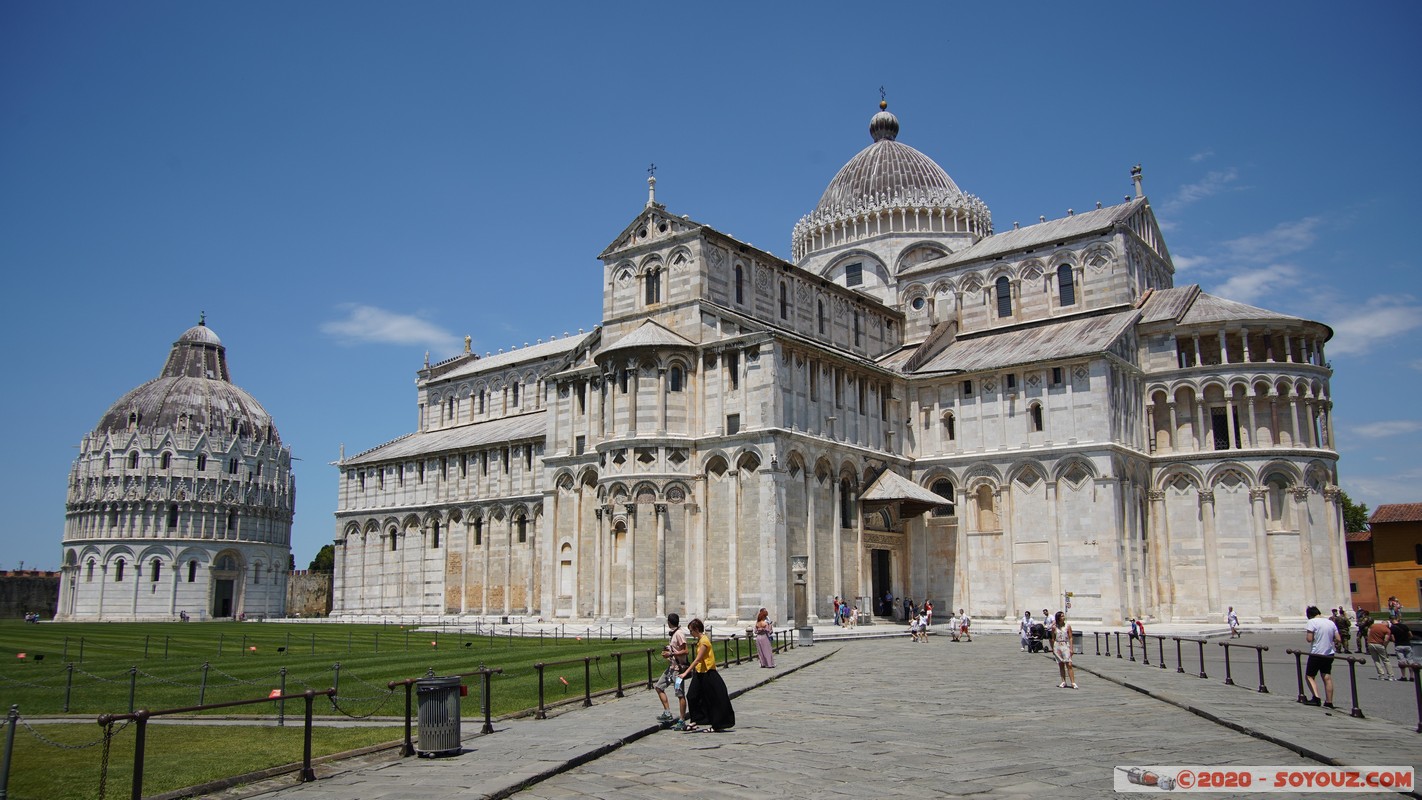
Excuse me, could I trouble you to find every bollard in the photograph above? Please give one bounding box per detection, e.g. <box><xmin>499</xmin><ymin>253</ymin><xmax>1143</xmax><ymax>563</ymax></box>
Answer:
<box><xmin>1221</xmin><ymin>643</ymin><xmax>1235</xmax><ymax>686</ymax></box>
<box><xmin>1105</xmin><ymin>632</ymin><xmax>1112</xmax><ymax>658</ymax></box>
<box><xmin>79</xmin><ymin>638</ymin><xmax>84</xmax><ymax>664</ymax></box>
<box><xmin>63</xmin><ymin>636</ymin><xmax>69</xmax><ymax>663</ymax></box>
<box><xmin>613</xmin><ymin>652</ymin><xmax>624</xmax><ymax>698</ymax></box>
<box><xmin>164</xmin><ymin>636</ymin><xmax>169</xmax><ymax>660</ymax></box>
<box><xmin>129</xmin><ymin>666</ymin><xmax>138</xmax><ymax>713</ymax></box>
<box><xmin>1194</xmin><ymin>640</ymin><xmax>1208</xmax><ymax>679</ymax></box>
<box><xmin>278</xmin><ymin>667</ymin><xmax>288</xmax><ymax>727</ymax></box>
<box><xmin>535</xmin><ymin>663</ymin><xmax>546</xmax><ymax>720</ymax></box>
<box><xmin>1405</xmin><ymin>662</ymin><xmax>1422</xmax><ymax>733</ymax></box>
<box><xmin>64</xmin><ymin>663</ymin><xmax>74</xmax><ymax>713</ymax></box>
<box><xmin>375</xmin><ymin>632</ymin><xmax>379</xmax><ymax>653</ymax></box>
<box><xmin>1</xmin><ymin>705</ymin><xmax>18</xmax><ymax>800</ymax></box>
<box><xmin>1255</xmin><ymin>646</ymin><xmax>1269</xmax><ymax>693</ymax></box>
<box><xmin>130</xmin><ymin>710</ymin><xmax>151</xmax><ymax>800</ymax></box>
<box><xmin>333</xmin><ymin>662</ymin><xmax>341</xmax><ymax>697</ymax></box>
<box><xmin>301</xmin><ymin>691</ymin><xmax>317</xmax><ymax>781</ymax></box>
<box><xmin>1142</xmin><ymin>636</ymin><xmax>1151</xmax><ymax>666</ymax></box>
<box><xmin>480</xmin><ymin>669</ymin><xmax>494</xmax><ymax>735</ymax></box>
<box><xmin>645</xmin><ymin>650</ymin><xmax>654</xmax><ymax>690</ymax></box>
<box><xmin>1157</xmin><ymin>636</ymin><xmax>1167</xmax><ymax>670</ymax></box>
<box><xmin>1115</xmin><ymin>632</ymin><xmax>1122</xmax><ymax>658</ymax></box>
<box><xmin>582</xmin><ymin>658</ymin><xmax>592</xmax><ymax>707</ymax></box>
<box><xmin>200</xmin><ymin>661</ymin><xmax>210</xmax><ymax>705</ymax></box>
<box><xmin>1094</xmin><ymin>632</ymin><xmax>1101</xmax><ymax>657</ymax></box>
<box><xmin>1288</xmin><ymin>649</ymin><xmax>1307</xmax><ymax>702</ymax></box>
<box><xmin>1344</xmin><ymin>656</ymin><xmax>1365</xmax><ymax>719</ymax></box>
<box><xmin>1174</xmin><ymin>637</ymin><xmax>1184</xmax><ymax>673</ymax></box>
<box><xmin>1128</xmin><ymin>634</ymin><xmax>1135</xmax><ymax>662</ymax></box>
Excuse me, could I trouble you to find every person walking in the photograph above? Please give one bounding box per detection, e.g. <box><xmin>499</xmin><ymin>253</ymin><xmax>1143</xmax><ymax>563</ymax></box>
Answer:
<box><xmin>1365</xmin><ymin>615</ymin><xmax>1395</xmax><ymax>680</ymax></box>
<box><xmin>958</xmin><ymin>609</ymin><xmax>972</xmax><ymax>642</ymax></box>
<box><xmin>1052</xmin><ymin>611</ymin><xmax>1077</xmax><ymax>688</ymax></box>
<box><xmin>1355</xmin><ymin>609</ymin><xmax>1373</xmax><ymax>655</ymax></box>
<box><xmin>1330</xmin><ymin>608</ymin><xmax>1352</xmax><ymax>654</ymax></box>
<box><xmin>1227</xmin><ymin>606</ymin><xmax>1240</xmax><ymax>638</ymax></box>
<box><xmin>1390</xmin><ymin>617</ymin><xmax>1414</xmax><ymax>682</ymax></box>
<box><xmin>653</xmin><ymin>613</ymin><xmax>689</xmax><ymax>724</ymax></box>
<box><xmin>753</xmin><ymin>607</ymin><xmax>775</xmax><ymax>668</ymax></box>
<box><xmin>1019</xmin><ymin>611</ymin><xmax>1033</xmax><ymax>652</ymax></box>
<box><xmin>923</xmin><ymin>600</ymin><xmax>933</xmax><ymax>629</ymax></box>
<box><xmin>680</xmin><ymin>618</ymin><xmax>735</xmax><ymax>732</ymax></box>
<box><xmin>1303</xmin><ymin>605</ymin><xmax>1341</xmax><ymax>708</ymax></box>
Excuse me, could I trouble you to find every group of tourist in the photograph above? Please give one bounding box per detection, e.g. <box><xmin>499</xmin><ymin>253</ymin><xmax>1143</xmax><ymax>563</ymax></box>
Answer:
<box><xmin>1015</xmin><ymin>608</ymin><xmax>1078</xmax><ymax>688</ymax></box>
<box><xmin>21</xmin><ymin>611</ymin><xmax>41</xmax><ymax>623</ymax></box>
<box><xmin>1302</xmin><ymin>603</ymin><xmax>1417</xmax><ymax>709</ymax></box>
<box><xmin>652</xmin><ymin>612</ymin><xmax>737</xmax><ymax>733</ymax></box>
<box><xmin>830</xmin><ymin>596</ymin><xmax>860</xmax><ymax>627</ymax></box>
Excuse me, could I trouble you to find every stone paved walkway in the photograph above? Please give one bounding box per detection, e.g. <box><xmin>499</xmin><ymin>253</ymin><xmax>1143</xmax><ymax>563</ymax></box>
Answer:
<box><xmin>240</xmin><ymin>634</ymin><xmax>1420</xmax><ymax>799</ymax></box>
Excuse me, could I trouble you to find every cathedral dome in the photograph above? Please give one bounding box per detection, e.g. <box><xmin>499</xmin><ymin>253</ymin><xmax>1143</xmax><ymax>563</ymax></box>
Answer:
<box><xmin>93</xmin><ymin>319</ymin><xmax>280</xmax><ymax>443</ymax></box>
<box><xmin>792</xmin><ymin>102</ymin><xmax>992</xmax><ymax>264</ymax></box>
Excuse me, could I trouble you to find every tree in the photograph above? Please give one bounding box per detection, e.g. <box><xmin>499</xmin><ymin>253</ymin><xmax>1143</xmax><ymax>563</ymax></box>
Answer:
<box><xmin>1340</xmin><ymin>490</ymin><xmax>1369</xmax><ymax>533</ymax></box>
<box><xmin>309</xmin><ymin>544</ymin><xmax>335</xmax><ymax>572</ymax></box>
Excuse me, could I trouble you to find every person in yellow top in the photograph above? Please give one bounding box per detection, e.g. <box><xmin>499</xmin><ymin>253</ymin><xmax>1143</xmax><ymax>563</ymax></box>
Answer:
<box><xmin>678</xmin><ymin>618</ymin><xmax>735</xmax><ymax>732</ymax></box>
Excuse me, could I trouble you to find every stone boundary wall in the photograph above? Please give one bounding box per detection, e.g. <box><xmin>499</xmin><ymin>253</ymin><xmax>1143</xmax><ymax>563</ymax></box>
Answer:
<box><xmin>286</xmin><ymin>570</ymin><xmax>332</xmax><ymax>617</ymax></box>
<box><xmin>0</xmin><ymin>571</ymin><xmax>60</xmax><ymax>619</ymax></box>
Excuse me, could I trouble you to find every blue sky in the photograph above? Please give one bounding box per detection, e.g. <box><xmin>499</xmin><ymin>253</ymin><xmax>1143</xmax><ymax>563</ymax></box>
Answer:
<box><xmin>3</xmin><ymin>2</ymin><xmax>1420</xmax><ymax>571</ymax></box>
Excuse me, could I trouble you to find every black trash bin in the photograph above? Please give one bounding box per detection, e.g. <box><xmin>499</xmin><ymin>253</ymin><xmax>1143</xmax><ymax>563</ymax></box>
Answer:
<box><xmin>415</xmin><ymin>676</ymin><xmax>462</xmax><ymax>756</ymax></box>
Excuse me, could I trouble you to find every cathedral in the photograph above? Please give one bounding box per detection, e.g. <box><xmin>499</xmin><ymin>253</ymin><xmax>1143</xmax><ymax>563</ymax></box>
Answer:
<box><xmin>331</xmin><ymin>102</ymin><xmax>1344</xmax><ymax>626</ymax></box>
<box><xmin>57</xmin><ymin>320</ymin><xmax>295</xmax><ymax>621</ymax></box>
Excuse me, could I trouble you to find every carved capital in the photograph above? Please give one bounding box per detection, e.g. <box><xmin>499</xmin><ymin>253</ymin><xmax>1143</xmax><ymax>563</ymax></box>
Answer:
<box><xmin>624</xmin><ymin>503</ymin><xmax>637</xmax><ymax>515</ymax></box>
<box><xmin>1249</xmin><ymin>487</ymin><xmax>1269</xmax><ymax>501</ymax></box>
<box><xmin>1290</xmin><ymin>487</ymin><xmax>1312</xmax><ymax>501</ymax></box>
<box><xmin>1323</xmin><ymin>486</ymin><xmax>1343</xmax><ymax>503</ymax></box>
<box><xmin>1197</xmin><ymin>489</ymin><xmax>1215</xmax><ymax>506</ymax></box>
<box><xmin>593</xmin><ymin>508</ymin><xmax>604</xmax><ymax>520</ymax></box>
<box><xmin>1146</xmin><ymin>490</ymin><xmax>1166</xmax><ymax>502</ymax></box>
<box><xmin>654</xmin><ymin>503</ymin><xmax>667</xmax><ymax>515</ymax></box>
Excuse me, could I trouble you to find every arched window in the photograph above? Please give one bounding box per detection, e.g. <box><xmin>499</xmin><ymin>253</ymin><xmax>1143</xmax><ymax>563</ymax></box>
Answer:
<box><xmin>734</xmin><ymin>265</ymin><xmax>745</xmax><ymax>304</ymax></box>
<box><xmin>645</xmin><ymin>268</ymin><xmax>661</xmax><ymax>305</ymax></box>
<box><xmin>1058</xmin><ymin>264</ymin><xmax>1076</xmax><ymax>306</ymax></box>
<box><xmin>188</xmin><ymin>560</ymin><xmax>197</xmax><ymax>583</ymax></box>
<box><xmin>779</xmin><ymin>281</ymin><xmax>789</xmax><ymax>319</ymax></box>
<box><xmin>931</xmin><ymin>478</ymin><xmax>956</xmax><ymax>517</ymax></box>
<box><xmin>447</xmin><ymin>396</ymin><xmax>455</xmax><ymax>421</ymax></box>
<box><xmin>160</xmin><ymin>452</ymin><xmax>171</xmax><ymax>470</ymax></box>
<box><xmin>512</xmin><ymin>382</ymin><xmax>520</xmax><ymax>406</ymax></box>
<box><xmin>104</xmin><ymin>452</ymin><xmax>111</xmax><ymax>470</ymax></box>
<box><xmin>389</xmin><ymin>529</ymin><xmax>398</xmax><ymax>551</ymax></box>
<box><xmin>1265</xmin><ymin>474</ymin><xmax>1291</xmax><ymax>531</ymax></box>
<box><xmin>995</xmin><ymin>277</ymin><xmax>1012</xmax><ymax>318</ymax></box>
<box><xmin>1029</xmin><ymin>402</ymin><xmax>1044</xmax><ymax>432</ymax></box>
<box><xmin>942</xmin><ymin>412</ymin><xmax>956</xmax><ymax>441</ymax></box>
<box><xmin>669</xmin><ymin>366</ymin><xmax>684</xmax><ymax>393</ymax></box>
<box><xmin>196</xmin><ymin>454</ymin><xmax>207</xmax><ymax>471</ymax></box>
<box><xmin>817</xmin><ymin>300</ymin><xmax>826</xmax><ymax>334</ymax></box>
<box><xmin>151</xmin><ymin>558</ymin><xmax>162</xmax><ymax>582</ymax></box>
<box><xmin>853</xmin><ymin>311</ymin><xmax>862</xmax><ymax>346</ymax></box>
<box><xmin>87</xmin><ymin>559</ymin><xmax>95</xmax><ymax>582</ymax></box>
<box><xmin>431</xmin><ymin>520</ymin><xmax>441</xmax><ymax>549</ymax></box>
<box><xmin>226</xmin><ymin>512</ymin><xmax>236</xmax><ymax>535</ymax></box>
<box><xmin>474</xmin><ymin>518</ymin><xmax>483</xmax><ymax>546</ymax></box>
<box><xmin>167</xmin><ymin>504</ymin><xmax>180</xmax><ymax>530</ymax></box>
<box><xmin>253</xmin><ymin>562</ymin><xmax>262</xmax><ymax>584</ymax></box>
<box><xmin>114</xmin><ymin>558</ymin><xmax>126</xmax><ymax>582</ymax></box>
<box><xmin>558</xmin><ymin>543</ymin><xmax>574</xmax><ymax>596</ymax></box>
<box><xmin>127</xmin><ymin>451</ymin><xmax>139</xmax><ymax>469</ymax></box>
<box><xmin>517</xmin><ymin>516</ymin><xmax>528</xmax><ymax>543</ymax></box>
<box><xmin>840</xmin><ymin>478</ymin><xmax>855</xmax><ymax>528</ymax></box>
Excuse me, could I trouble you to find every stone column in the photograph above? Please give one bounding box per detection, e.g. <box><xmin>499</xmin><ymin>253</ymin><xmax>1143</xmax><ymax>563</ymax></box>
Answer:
<box><xmin>1249</xmin><ymin>487</ymin><xmax>1274</xmax><ymax>618</ymax></box>
<box><xmin>655</xmin><ymin>502</ymin><xmax>667</xmax><ymax>619</ymax></box>
<box><xmin>624</xmin><ymin>503</ymin><xmax>636</xmax><ymax>620</ymax></box>
<box><xmin>1292</xmin><ymin>487</ymin><xmax>1318</xmax><ymax>603</ymax></box>
<box><xmin>805</xmin><ymin>470</ymin><xmax>819</xmax><ymax>623</ymax></box>
<box><xmin>1147</xmin><ymin>490</ymin><xmax>1169</xmax><ymax>619</ymax></box>
<box><xmin>693</xmin><ymin>476</ymin><xmax>708</xmax><ymax>617</ymax></box>
<box><xmin>1323</xmin><ymin>486</ymin><xmax>1348</xmax><ymax>603</ymax></box>
<box><xmin>1167</xmin><ymin>402</ymin><xmax>1178</xmax><ymax>453</ymax></box>
<box><xmin>831</xmin><ymin>478</ymin><xmax>843</xmax><ymax>600</ymax></box>
<box><xmin>593</xmin><ymin>507</ymin><xmax>605</xmax><ymax>617</ymax></box>
<box><xmin>1199</xmin><ymin>489</ymin><xmax>1221</xmax><ymax>618</ymax></box>
<box><xmin>727</xmin><ymin>471</ymin><xmax>740</xmax><ymax>622</ymax></box>
<box><xmin>657</xmin><ymin>368</ymin><xmax>667</xmax><ymax>434</ymax></box>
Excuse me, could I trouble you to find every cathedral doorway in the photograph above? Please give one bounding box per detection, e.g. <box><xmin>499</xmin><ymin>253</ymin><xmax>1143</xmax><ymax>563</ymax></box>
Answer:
<box><xmin>213</xmin><ymin>580</ymin><xmax>235</xmax><ymax>618</ymax></box>
<box><xmin>211</xmin><ymin>552</ymin><xmax>241</xmax><ymax>618</ymax></box>
<box><xmin>870</xmin><ymin>549</ymin><xmax>891</xmax><ymax>616</ymax></box>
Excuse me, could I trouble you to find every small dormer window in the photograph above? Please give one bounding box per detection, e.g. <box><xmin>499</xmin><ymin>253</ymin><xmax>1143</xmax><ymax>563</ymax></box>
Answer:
<box><xmin>128</xmin><ymin>451</ymin><xmax>139</xmax><ymax>469</ymax></box>
<box><xmin>231</xmin><ymin>419</ymin><xmax>239</xmax><ymax>435</ymax></box>
<box><xmin>160</xmin><ymin>452</ymin><xmax>172</xmax><ymax>470</ymax></box>
<box><xmin>845</xmin><ymin>263</ymin><xmax>863</xmax><ymax>287</ymax></box>
<box><xmin>197</xmin><ymin>454</ymin><xmax>207</xmax><ymax>471</ymax></box>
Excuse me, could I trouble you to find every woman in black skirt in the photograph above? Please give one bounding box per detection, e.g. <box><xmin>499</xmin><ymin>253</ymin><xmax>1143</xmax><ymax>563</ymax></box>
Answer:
<box><xmin>679</xmin><ymin>618</ymin><xmax>735</xmax><ymax>732</ymax></box>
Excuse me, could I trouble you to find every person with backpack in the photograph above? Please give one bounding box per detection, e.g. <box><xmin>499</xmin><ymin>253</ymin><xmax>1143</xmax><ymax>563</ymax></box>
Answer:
<box><xmin>653</xmin><ymin>613</ymin><xmax>689</xmax><ymax>724</ymax></box>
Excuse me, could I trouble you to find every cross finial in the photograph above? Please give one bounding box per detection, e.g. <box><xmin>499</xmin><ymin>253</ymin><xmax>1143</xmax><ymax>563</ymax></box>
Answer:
<box><xmin>199</xmin><ymin>311</ymin><xmax>206</xmax><ymax>326</ymax></box>
<box><xmin>647</xmin><ymin>162</ymin><xmax>657</xmax><ymax>178</ymax></box>
<box><xmin>646</xmin><ymin>163</ymin><xmax>658</xmax><ymax>207</ymax></box>
<box><xmin>879</xmin><ymin>86</ymin><xmax>886</xmax><ymax>102</ymax></box>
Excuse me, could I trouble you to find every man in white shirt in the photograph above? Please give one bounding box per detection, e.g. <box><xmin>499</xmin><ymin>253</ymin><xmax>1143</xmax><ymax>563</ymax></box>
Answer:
<box><xmin>1303</xmin><ymin>605</ymin><xmax>1341</xmax><ymax>708</ymax></box>
<box><xmin>1019</xmin><ymin>611</ymin><xmax>1033</xmax><ymax>652</ymax></box>
<box><xmin>1227</xmin><ymin>606</ymin><xmax>1240</xmax><ymax>638</ymax></box>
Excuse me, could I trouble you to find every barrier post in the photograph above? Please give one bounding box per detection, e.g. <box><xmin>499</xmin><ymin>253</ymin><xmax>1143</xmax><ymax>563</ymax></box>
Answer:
<box><xmin>646</xmin><ymin>649</ymin><xmax>654</xmax><ymax>690</ymax></box>
<box><xmin>128</xmin><ymin>666</ymin><xmax>138</xmax><ymax>713</ymax></box>
<box><xmin>1174</xmin><ymin>637</ymin><xmax>1184</xmax><ymax>674</ymax></box>
<box><xmin>1115</xmin><ymin>632</ymin><xmax>1122</xmax><ymax>658</ymax></box>
<box><xmin>535</xmin><ymin>663</ymin><xmax>546</xmax><ymax>720</ymax></box>
<box><xmin>1255</xmin><ymin>646</ymin><xmax>1269</xmax><ymax>693</ymax></box>
<box><xmin>1142</xmin><ymin>636</ymin><xmax>1151</xmax><ymax>666</ymax></box>
<box><xmin>130</xmin><ymin>710</ymin><xmax>150</xmax><ymax>800</ymax></box>
<box><xmin>1157</xmin><ymin>636</ymin><xmax>1167</xmax><ymax>669</ymax></box>
<box><xmin>480</xmin><ymin>668</ymin><xmax>494</xmax><ymax>735</ymax></box>
<box><xmin>1195</xmin><ymin>640</ymin><xmax>1208</xmax><ymax>679</ymax></box>
<box><xmin>582</xmin><ymin>658</ymin><xmax>592</xmax><ymax>707</ymax></box>
<box><xmin>199</xmin><ymin>661</ymin><xmax>209</xmax><ymax>706</ymax></box>
<box><xmin>1105</xmin><ymin>632</ymin><xmax>1112</xmax><ymax>658</ymax></box>
<box><xmin>301</xmin><ymin>690</ymin><xmax>317</xmax><ymax>781</ymax></box>
<box><xmin>1221</xmin><ymin>643</ymin><xmax>1235</xmax><ymax>686</ymax></box>
<box><xmin>1128</xmin><ymin>634</ymin><xmax>1135</xmax><ymax>662</ymax></box>
<box><xmin>613</xmin><ymin>652</ymin><xmax>624</xmax><ymax>698</ymax></box>
<box><xmin>1094</xmin><ymin>632</ymin><xmax>1101</xmax><ymax>656</ymax></box>
<box><xmin>332</xmin><ymin>662</ymin><xmax>341</xmax><ymax>698</ymax></box>
<box><xmin>1344</xmin><ymin>656</ymin><xmax>1365</xmax><ymax>719</ymax></box>
<box><xmin>64</xmin><ymin>663</ymin><xmax>74</xmax><ymax>713</ymax></box>
<box><xmin>278</xmin><ymin>667</ymin><xmax>287</xmax><ymax>727</ymax></box>
<box><xmin>1288</xmin><ymin>649</ymin><xmax>1306</xmax><ymax>702</ymax></box>
<box><xmin>0</xmin><ymin>705</ymin><xmax>18</xmax><ymax>800</ymax></box>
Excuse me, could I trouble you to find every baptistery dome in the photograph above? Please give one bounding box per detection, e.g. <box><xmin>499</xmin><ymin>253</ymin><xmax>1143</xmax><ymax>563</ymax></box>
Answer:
<box><xmin>93</xmin><ymin>319</ymin><xmax>280</xmax><ymax>444</ymax></box>
<box><xmin>57</xmin><ymin>318</ymin><xmax>294</xmax><ymax>622</ymax></box>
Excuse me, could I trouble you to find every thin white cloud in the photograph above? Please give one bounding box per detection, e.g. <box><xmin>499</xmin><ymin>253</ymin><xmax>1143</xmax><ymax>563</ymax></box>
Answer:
<box><xmin>1190</xmin><ymin>150</ymin><xmax>1215</xmax><ymax>163</ymax></box>
<box><xmin>1343</xmin><ymin>470</ymin><xmax>1422</xmax><ymax>505</ymax></box>
<box><xmin>1170</xmin><ymin>253</ymin><xmax>1208</xmax><ymax>272</ymax></box>
<box><xmin>1208</xmin><ymin>264</ymin><xmax>1301</xmax><ymax>305</ymax></box>
<box><xmin>1323</xmin><ymin>294</ymin><xmax>1422</xmax><ymax>356</ymax></box>
<box><xmin>1223</xmin><ymin>217</ymin><xmax>1321</xmax><ymax>263</ymax></box>
<box><xmin>321</xmin><ymin>304</ymin><xmax>461</xmax><ymax>354</ymax></box>
<box><xmin>1351</xmin><ymin>420</ymin><xmax>1422</xmax><ymax>439</ymax></box>
<box><xmin>1411</xmin><ymin>359</ymin><xmax>1422</xmax><ymax>372</ymax></box>
<box><xmin>1163</xmin><ymin>168</ymin><xmax>1239</xmax><ymax>213</ymax></box>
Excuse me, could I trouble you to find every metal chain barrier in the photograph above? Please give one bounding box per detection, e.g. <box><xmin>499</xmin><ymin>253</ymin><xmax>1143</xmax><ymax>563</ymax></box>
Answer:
<box><xmin>73</xmin><ymin>667</ymin><xmax>131</xmax><ymax>684</ymax></box>
<box><xmin>19</xmin><ymin>716</ymin><xmax>129</xmax><ymax>750</ymax></box>
<box><xmin>0</xmin><ymin>672</ymin><xmax>62</xmax><ymax>689</ymax></box>
<box><xmin>98</xmin><ymin>719</ymin><xmax>115</xmax><ymax>800</ymax></box>
<box><xmin>328</xmin><ymin>691</ymin><xmax>395</xmax><ymax>719</ymax></box>
<box><xmin>136</xmin><ymin>668</ymin><xmax>199</xmax><ymax>688</ymax></box>
<box><xmin>208</xmin><ymin>666</ymin><xmax>268</xmax><ymax>686</ymax></box>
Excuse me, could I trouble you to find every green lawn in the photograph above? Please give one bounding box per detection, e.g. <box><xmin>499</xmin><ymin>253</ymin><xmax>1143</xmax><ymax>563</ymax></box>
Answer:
<box><xmin>0</xmin><ymin>620</ymin><xmax>735</xmax><ymax>799</ymax></box>
<box><xmin>3</xmin><ymin>722</ymin><xmax>400</xmax><ymax>800</ymax></box>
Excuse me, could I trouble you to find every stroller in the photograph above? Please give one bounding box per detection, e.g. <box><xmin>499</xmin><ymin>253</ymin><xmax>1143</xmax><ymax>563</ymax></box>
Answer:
<box><xmin>1028</xmin><ymin>623</ymin><xmax>1047</xmax><ymax>653</ymax></box>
